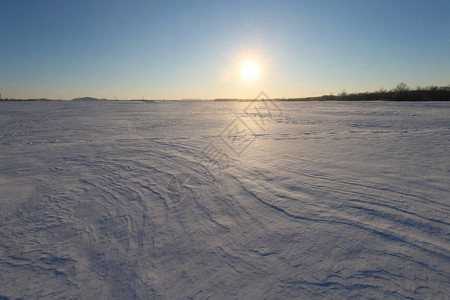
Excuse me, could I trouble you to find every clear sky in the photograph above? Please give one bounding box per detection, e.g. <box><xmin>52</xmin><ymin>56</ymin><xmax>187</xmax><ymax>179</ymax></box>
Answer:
<box><xmin>1</xmin><ymin>0</ymin><xmax>449</xmax><ymax>99</ymax></box>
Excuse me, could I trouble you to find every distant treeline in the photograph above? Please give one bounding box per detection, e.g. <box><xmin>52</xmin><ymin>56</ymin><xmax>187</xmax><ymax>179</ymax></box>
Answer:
<box><xmin>315</xmin><ymin>83</ymin><xmax>450</xmax><ymax>101</ymax></box>
<box><xmin>2</xmin><ymin>83</ymin><xmax>450</xmax><ymax>102</ymax></box>
<box><xmin>0</xmin><ymin>98</ymin><xmax>53</xmax><ymax>101</ymax></box>
<box><xmin>215</xmin><ymin>83</ymin><xmax>450</xmax><ymax>102</ymax></box>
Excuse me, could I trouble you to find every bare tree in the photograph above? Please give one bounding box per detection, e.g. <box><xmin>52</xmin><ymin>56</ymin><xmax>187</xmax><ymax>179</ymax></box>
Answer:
<box><xmin>394</xmin><ymin>82</ymin><xmax>409</xmax><ymax>92</ymax></box>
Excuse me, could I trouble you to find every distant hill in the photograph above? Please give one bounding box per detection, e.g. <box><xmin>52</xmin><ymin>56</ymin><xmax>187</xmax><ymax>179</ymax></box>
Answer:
<box><xmin>71</xmin><ymin>97</ymin><xmax>106</xmax><ymax>101</ymax></box>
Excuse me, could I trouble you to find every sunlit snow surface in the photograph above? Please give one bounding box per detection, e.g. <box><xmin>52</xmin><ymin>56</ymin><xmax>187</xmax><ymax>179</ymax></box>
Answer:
<box><xmin>0</xmin><ymin>100</ymin><xmax>449</xmax><ymax>299</ymax></box>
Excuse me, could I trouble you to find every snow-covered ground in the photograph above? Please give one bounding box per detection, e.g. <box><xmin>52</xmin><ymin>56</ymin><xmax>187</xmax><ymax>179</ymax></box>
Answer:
<box><xmin>0</xmin><ymin>100</ymin><xmax>449</xmax><ymax>299</ymax></box>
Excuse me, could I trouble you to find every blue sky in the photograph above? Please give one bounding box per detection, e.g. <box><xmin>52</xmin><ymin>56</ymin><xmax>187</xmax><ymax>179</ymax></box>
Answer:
<box><xmin>1</xmin><ymin>0</ymin><xmax>449</xmax><ymax>99</ymax></box>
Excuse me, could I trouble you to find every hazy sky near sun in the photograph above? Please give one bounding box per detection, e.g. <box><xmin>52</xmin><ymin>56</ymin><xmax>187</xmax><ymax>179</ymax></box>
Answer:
<box><xmin>1</xmin><ymin>0</ymin><xmax>449</xmax><ymax>99</ymax></box>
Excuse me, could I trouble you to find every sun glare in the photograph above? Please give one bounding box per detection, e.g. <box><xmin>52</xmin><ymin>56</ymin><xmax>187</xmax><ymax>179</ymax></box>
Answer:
<box><xmin>224</xmin><ymin>48</ymin><xmax>267</xmax><ymax>84</ymax></box>
<box><xmin>240</xmin><ymin>60</ymin><xmax>260</xmax><ymax>81</ymax></box>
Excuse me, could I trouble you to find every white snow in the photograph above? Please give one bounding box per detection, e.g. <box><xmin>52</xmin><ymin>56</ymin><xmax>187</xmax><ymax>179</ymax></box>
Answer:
<box><xmin>0</xmin><ymin>100</ymin><xmax>449</xmax><ymax>299</ymax></box>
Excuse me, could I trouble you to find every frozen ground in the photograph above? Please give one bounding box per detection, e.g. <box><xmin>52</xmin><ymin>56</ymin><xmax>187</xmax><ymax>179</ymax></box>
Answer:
<box><xmin>0</xmin><ymin>100</ymin><xmax>449</xmax><ymax>299</ymax></box>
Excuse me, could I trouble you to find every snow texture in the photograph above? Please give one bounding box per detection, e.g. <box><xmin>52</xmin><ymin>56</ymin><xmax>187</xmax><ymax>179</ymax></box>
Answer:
<box><xmin>0</xmin><ymin>100</ymin><xmax>449</xmax><ymax>299</ymax></box>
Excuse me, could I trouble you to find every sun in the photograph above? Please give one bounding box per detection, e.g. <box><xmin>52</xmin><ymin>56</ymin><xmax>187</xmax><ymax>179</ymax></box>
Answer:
<box><xmin>240</xmin><ymin>60</ymin><xmax>260</xmax><ymax>81</ymax></box>
<box><xmin>224</xmin><ymin>47</ymin><xmax>267</xmax><ymax>83</ymax></box>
